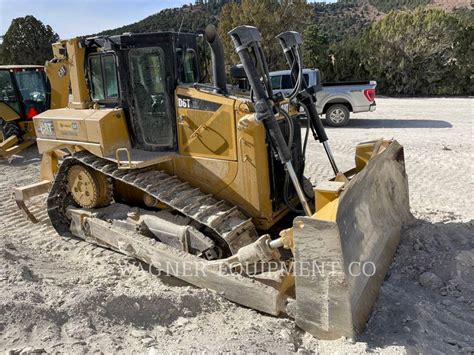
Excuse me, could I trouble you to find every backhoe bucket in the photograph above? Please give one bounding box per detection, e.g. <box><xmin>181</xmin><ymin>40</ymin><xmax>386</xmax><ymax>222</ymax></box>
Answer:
<box><xmin>0</xmin><ymin>134</ymin><xmax>36</xmax><ymax>158</ymax></box>
<box><xmin>13</xmin><ymin>149</ymin><xmax>65</xmax><ymax>223</ymax></box>
<box><xmin>293</xmin><ymin>140</ymin><xmax>411</xmax><ymax>339</ymax></box>
<box><xmin>13</xmin><ymin>180</ymin><xmax>51</xmax><ymax>223</ymax></box>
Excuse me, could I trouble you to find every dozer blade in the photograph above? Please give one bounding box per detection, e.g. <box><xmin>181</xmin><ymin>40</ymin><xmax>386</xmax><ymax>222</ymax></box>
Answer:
<box><xmin>293</xmin><ymin>140</ymin><xmax>411</xmax><ymax>340</ymax></box>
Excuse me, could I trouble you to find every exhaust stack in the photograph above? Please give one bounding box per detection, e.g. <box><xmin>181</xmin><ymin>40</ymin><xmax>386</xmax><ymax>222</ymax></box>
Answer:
<box><xmin>205</xmin><ymin>24</ymin><xmax>227</xmax><ymax>94</ymax></box>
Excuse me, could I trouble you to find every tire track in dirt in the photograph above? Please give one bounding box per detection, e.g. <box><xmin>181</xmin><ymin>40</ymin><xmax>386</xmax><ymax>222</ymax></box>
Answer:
<box><xmin>1</xmin><ymin>98</ymin><xmax>472</xmax><ymax>353</ymax></box>
<box><xmin>0</xmin><ymin>149</ymin><xmax>118</xmax><ymax>261</ymax></box>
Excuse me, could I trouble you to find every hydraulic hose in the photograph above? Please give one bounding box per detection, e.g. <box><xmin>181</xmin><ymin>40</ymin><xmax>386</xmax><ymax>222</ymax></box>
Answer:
<box><xmin>229</xmin><ymin>26</ymin><xmax>312</xmax><ymax>216</ymax></box>
<box><xmin>280</xmin><ymin>108</ymin><xmax>305</xmax><ymax>215</ymax></box>
<box><xmin>276</xmin><ymin>31</ymin><xmax>340</xmax><ymax>176</ymax></box>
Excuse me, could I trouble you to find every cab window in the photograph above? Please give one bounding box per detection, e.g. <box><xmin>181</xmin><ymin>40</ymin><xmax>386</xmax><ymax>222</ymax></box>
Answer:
<box><xmin>0</xmin><ymin>70</ymin><xmax>20</xmax><ymax>113</ymax></box>
<box><xmin>88</xmin><ymin>54</ymin><xmax>119</xmax><ymax>101</ymax></box>
<box><xmin>281</xmin><ymin>75</ymin><xmax>292</xmax><ymax>89</ymax></box>
<box><xmin>14</xmin><ymin>70</ymin><xmax>48</xmax><ymax>114</ymax></box>
<box><xmin>280</xmin><ymin>74</ymin><xmax>310</xmax><ymax>89</ymax></box>
<box><xmin>177</xmin><ymin>48</ymin><xmax>199</xmax><ymax>84</ymax></box>
<box><xmin>129</xmin><ymin>46</ymin><xmax>173</xmax><ymax>147</ymax></box>
<box><xmin>271</xmin><ymin>75</ymin><xmax>281</xmax><ymax>90</ymax></box>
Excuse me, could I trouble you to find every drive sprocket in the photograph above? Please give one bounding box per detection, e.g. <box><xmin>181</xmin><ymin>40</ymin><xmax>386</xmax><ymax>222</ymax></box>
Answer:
<box><xmin>67</xmin><ymin>164</ymin><xmax>111</xmax><ymax>208</ymax></box>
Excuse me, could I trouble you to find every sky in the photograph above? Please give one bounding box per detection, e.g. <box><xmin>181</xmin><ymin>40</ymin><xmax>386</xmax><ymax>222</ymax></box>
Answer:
<box><xmin>0</xmin><ymin>0</ymin><xmax>337</xmax><ymax>39</ymax></box>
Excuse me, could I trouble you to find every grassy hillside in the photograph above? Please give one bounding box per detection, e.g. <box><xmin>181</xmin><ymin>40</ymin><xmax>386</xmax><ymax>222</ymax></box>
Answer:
<box><xmin>98</xmin><ymin>0</ymin><xmax>470</xmax><ymax>39</ymax></box>
<box><xmin>313</xmin><ymin>1</ymin><xmax>379</xmax><ymax>43</ymax></box>
<box><xmin>368</xmin><ymin>0</ymin><xmax>431</xmax><ymax>12</ymax></box>
<box><xmin>94</xmin><ymin>0</ymin><xmax>472</xmax><ymax>96</ymax></box>
<box><xmin>98</xmin><ymin>4</ymin><xmax>218</xmax><ymax>36</ymax></box>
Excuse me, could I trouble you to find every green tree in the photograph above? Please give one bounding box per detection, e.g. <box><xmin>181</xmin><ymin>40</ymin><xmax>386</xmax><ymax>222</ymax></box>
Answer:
<box><xmin>218</xmin><ymin>0</ymin><xmax>312</xmax><ymax>70</ymax></box>
<box><xmin>326</xmin><ymin>36</ymin><xmax>368</xmax><ymax>83</ymax></box>
<box><xmin>326</xmin><ymin>7</ymin><xmax>473</xmax><ymax>95</ymax></box>
<box><xmin>361</xmin><ymin>7</ymin><xmax>471</xmax><ymax>95</ymax></box>
<box><xmin>1</xmin><ymin>16</ymin><xmax>59</xmax><ymax>65</ymax></box>
<box><xmin>302</xmin><ymin>25</ymin><xmax>332</xmax><ymax>77</ymax></box>
<box><xmin>451</xmin><ymin>11</ymin><xmax>474</xmax><ymax>95</ymax></box>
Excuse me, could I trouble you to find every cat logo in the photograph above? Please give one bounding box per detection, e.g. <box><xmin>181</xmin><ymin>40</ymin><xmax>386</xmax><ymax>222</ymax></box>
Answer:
<box><xmin>38</xmin><ymin>120</ymin><xmax>55</xmax><ymax>137</ymax></box>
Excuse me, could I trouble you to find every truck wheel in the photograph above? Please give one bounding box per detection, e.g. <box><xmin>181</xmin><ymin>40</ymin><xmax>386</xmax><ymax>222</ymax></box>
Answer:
<box><xmin>0</xmin><ymin>119</ymin><xmax>21</xmax><ymax>141</ymax></box>
<box><xmin>325</xmin><ymin>104</ymin><xmax>350</xmax><ymax>127</ymax></box>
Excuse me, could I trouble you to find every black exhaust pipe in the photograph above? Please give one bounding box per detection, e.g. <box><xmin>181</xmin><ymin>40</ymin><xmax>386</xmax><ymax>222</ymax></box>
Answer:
<box><xmin>205</xmin><ymin>24</ymin><xmax>227</xmax><ymax>94</ymax></box>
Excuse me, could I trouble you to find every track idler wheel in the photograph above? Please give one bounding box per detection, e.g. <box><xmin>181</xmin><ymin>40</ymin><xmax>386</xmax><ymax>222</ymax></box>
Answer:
<box><xmin>67</xmin><ymin>165</ymin><xmax>111</xmax><ymax>208</ymax></box>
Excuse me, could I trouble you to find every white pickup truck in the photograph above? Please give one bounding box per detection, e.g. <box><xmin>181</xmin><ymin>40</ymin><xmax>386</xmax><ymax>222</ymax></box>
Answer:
<box><xmin>270</xmin><ymin>69</ymin><xmax>377</xmax><ymax>127</ymax></box>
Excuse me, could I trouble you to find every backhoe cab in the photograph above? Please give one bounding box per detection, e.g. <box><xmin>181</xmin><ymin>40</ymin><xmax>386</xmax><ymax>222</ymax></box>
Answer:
<box><xmin>14</xmin><ymin>25</ymin><xmax>411</xmax><ymax>340</ymax></box>
<box><xmin>0</xmin><ymin>65</ymin><xmax>48</xmax><ymax>157</ymax></box>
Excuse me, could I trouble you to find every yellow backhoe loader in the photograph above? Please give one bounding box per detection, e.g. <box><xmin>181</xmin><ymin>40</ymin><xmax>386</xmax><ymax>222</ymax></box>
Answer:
<box><xmin>0</xmin><ymin>65</ymin><xmax>69</xmax><ymax>158</ymax></box>
<box><xmin>0</xmin><ymin>65</ymin><xmax>46</xmax><ymax>157</ymax></box>
<box><xmin>14</xmin><ymin>25</ymin><xmax>411</xmax><ymax>339</ymax></box>
<box><xmin>0</xmin><ymin>62</ymin><xmax>68</xmax><ymax>158</ymax></box>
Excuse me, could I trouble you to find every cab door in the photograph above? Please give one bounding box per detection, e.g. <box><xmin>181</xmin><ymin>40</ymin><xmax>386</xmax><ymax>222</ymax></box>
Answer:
<box><xmin>0</xmin><ymin>69</ymin><xmax>22</xmax><ymax>120</ymax></box>
<box><xmin>128</xmin><ymin>46</ymin><xmax>176</xmax><ymax>151</ymax></box>
<box><xmin>175</xmin><ymin>87</ymin><xmax>237</xmax><ymax>161</ymax></box>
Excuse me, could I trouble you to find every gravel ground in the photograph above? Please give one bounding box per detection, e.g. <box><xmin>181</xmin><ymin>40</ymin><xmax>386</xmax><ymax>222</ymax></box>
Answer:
<box><xmin>0</xmin><ymin>97</ymin><xmax>472</xmax><ymax>354</ymax></box>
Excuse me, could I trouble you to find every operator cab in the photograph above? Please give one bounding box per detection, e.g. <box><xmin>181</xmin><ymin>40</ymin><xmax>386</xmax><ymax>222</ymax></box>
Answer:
<box><xmin>83</xmin><ymin>32</ymin><xmax>202</xmax><ymax>153</ymax></box>
<box><xmin>0</xmin><ymin>65</ymin><xmax>49</xmax><ymax>120</ymax></box>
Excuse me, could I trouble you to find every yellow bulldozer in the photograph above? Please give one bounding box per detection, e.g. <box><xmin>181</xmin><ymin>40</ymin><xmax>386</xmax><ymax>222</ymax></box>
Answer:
<box><xmin>14</xmin><ymin>25</ymin><xmax>411</xmax><ymax>339</ymax></box>
<box><xmin>0</xmin><ymin>63</ymin><xmax>68</xmax><ymax>158</ymax></box>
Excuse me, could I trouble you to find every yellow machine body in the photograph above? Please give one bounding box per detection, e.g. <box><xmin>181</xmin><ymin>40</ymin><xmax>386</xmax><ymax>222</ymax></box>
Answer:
<box><xmin>30</xmin><ymin>34</ymin><xmax>291</xmax><ymax>229</ymax></box>
<box><xmin>35</xmin><ymin>108</ymin><xmax>131</xmax><ymax>158</ymax></box>
<box><xmin>15</xmin><ymin>30</ymin><xmax>411</xmax><ymax>341</ymax></box>
<box><xmin>34</xmin><ymin>85</ymin><xmax>292</xmax><ymax>230</ymax></box>
<box><xmin>0</xmin><ymin>101</ymin><xmax>21</xmax><ymax>122</ymax></box>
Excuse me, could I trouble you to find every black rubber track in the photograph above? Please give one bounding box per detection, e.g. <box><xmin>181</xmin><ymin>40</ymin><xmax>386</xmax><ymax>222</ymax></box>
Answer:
<box><xmin>47</xmin><ymin>152</ymin><xmax>259</xmax><ymax>255</ymax></box>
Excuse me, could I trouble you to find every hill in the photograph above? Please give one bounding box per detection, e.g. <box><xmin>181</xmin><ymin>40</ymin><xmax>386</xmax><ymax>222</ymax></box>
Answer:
<box><xmin>94</xmin><ymin>0</ymin><xmax>472</xmax><ymax>96</ymax></box>
<box><xmin>98</xmin><ymin>6</ymin><xmax>214</xmax><ymax>36</ymax></box>
<box><xmin>312</xmin><ymin>1</ymin><xmax>381</xmax><ymax>43</ymax></box>
<box><xmin>97</xmin><ymin>0</ymin><xmax>471</xmax><ymax>38</ymax></box>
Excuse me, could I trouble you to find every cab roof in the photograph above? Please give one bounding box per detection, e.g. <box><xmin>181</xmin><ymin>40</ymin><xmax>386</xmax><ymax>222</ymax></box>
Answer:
<box><xmin>84</xmin><ymin>31</ymin><xmax>199</xmax><ymax>50</ymax></box>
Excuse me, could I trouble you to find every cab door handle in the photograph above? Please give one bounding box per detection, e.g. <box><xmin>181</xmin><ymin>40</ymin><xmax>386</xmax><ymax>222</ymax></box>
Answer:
<box><xmin>178</xmin><ymin>114</ymin><xmax>189</xmax><ymax>127</ymax></box>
